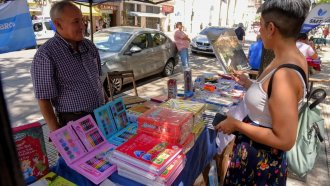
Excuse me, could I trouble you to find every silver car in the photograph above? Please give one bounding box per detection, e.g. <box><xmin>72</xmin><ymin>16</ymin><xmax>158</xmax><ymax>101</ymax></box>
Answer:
<box><xmin>94</xmin><ymin>26</ymin><xmax>179</xmax><ymax>92</ymax></box>
<box><xmin>190</xmin><ymin>26</ymin><xmax>227</xmax><ymax>55</ymax></box>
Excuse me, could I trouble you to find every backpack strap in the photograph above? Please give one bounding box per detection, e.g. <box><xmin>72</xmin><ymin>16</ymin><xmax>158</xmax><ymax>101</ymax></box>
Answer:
<box><xmin>267</xmin><ymin>64</ymin><xmax>308</xmax><ymax>98</ymax></box>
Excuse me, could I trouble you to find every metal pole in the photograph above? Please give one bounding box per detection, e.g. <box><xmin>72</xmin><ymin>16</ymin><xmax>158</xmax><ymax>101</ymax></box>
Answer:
<box><xmin>89</xmin><ymin>1</ymin><xmax>93</xmax><ymax>42</ymax></box>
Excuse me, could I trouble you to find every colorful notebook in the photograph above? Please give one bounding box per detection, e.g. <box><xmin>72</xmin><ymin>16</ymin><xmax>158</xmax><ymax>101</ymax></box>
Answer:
<box><xmin>116</xmin><ymin>154</ymin><xmax>185</xmax><ymax>186</ymax></box>
<box><xmin>13</xmin><ymin>122</ymin><xmax>49</xmax><ymax>184</ymax></box>
<box><xmin>113</xmin><ymin>132</ymin><xmax>182</xmax><ymax>175</ymax></box>
<box><xmin>49</xmin><ymin>115</ymin><xmax>117</xmax><ymax>184</ymax></box>
<box><xmin>94</xmin><ymin>98</ymin><xmax>137</xmax><ymax>146</ymax></box>
<box><xmin>28</xmin><ymin>172</ymin><xmax>76</xmax><ymax>186</ymax></box>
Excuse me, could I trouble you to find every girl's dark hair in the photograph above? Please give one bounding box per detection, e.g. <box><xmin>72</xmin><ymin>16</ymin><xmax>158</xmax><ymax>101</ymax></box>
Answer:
<box><xmin>261</xmin><ymin>0</ymin><xmax>310</xmax><ymax>38</ymax></box>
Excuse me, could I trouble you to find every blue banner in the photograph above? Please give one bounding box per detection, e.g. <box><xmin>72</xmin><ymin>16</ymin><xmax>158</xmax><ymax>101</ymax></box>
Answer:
<box><xmin>301</xmin><ymin>3</ymin><xmax>330</xmax><ymax>33</ymax></box>
<box><xmin>0</xmin><ymin>0</ymin><xmax>36</xmax><ymax>54</ymax></box>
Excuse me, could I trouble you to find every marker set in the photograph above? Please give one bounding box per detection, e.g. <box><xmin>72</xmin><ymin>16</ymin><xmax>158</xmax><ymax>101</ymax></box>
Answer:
<box><xmin>94</xmin><ymin>98</ymin><xmax>137</xmax><ymax>146</ymax></box>
<box><xmin>49</xmin><ymin>115</ymin><xmax>117</xmax><ymax>184</ymax></box>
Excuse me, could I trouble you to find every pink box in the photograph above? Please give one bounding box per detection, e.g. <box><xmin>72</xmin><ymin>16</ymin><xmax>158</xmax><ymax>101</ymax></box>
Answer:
<box><xmin>49</xmin><ymin>115</ymin><xmax>116</xmax><ymax>184</ymax></box>
<box><xmin>138</xmin><ymin>106</ymin><xmax>193</xmax><ymax>137</ymax></box>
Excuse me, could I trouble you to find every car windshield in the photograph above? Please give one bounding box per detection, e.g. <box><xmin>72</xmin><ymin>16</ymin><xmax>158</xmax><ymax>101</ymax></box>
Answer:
<box><xmin>94</xmin><ymin>31</ymin><xmax>132</xmax><ymax>52</ymax></box>
<box><xmin>199</xmin><ymin>27</ymin><xmax>225</xmax><ymax>35</ymax></box>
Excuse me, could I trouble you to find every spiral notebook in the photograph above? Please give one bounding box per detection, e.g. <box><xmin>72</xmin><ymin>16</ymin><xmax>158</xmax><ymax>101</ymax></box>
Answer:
<box><xmin>49</xmin><ymin>115</ymin><xmax>117</xmax><ymax>184</ymax></box>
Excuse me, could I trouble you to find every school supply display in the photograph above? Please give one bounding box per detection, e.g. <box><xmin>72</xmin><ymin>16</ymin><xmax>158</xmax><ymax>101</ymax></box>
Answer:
<box><xmin>113</xmin><ymin>132</ymin><xmax>182</xmax><ymax>175</ymax></box>
<box><xmin>122</xmin><ymin>96</ymin><xmax>147</xmax><ymax>108</ymax></box>
<box><xmin>94</xmin><ymin>98</ymin><xmax>137</xmax><ymax>146</ymax></box>
<box><xmin>167</xmin><ymin>79</ymin><xmax>177</xmax><ymax>99</ymax></box>
<box><xmin>192</xmin><ymin>120</ymin><xmax>206</xmax><ymax>141</ymax></box>
<box><xmin>28</xmin><ymin>172</ymin><xmax>76</xmax><ymax>186</ymax></box>
<box><xmin>138</xmin><ymin>106</ymin><xmax>194</xmax><ymax>144</ymax></box>
<box><xmin>206</xmin><ymin>28</ymin><xmax>250</xmax><ymax>73</ymax></box>
<box><xmin>116</xmin><ymin>154</ymin><xmax>185</xmax><ymax>186</ymax></box>
<box><xmin>126</xmin><ymin>104</ymin><xmax>150</xmax><ymax>123</ymax></box>
<box><xmin>49</xmin><ymin>115</ymin><xmax>117</xmax><ymax>184</ymax></box>
<box><xmin>184</xmin><ymin>68</ymin><xmax>193</xmax><ymax>97</ymax></box>
<box><xmin>13</xmin><ymin>122</ymin><xmax>49</xmax><ymax>184</ymax></box>
<box><xmin>267</xmin><ymin>64</ymin><xmax>326</xmax><ymax>177</ymax></box>
<box><xmin>160</xmin><ymin>99</ymin><xmax>206</xmax><ymax>126</ymax></box>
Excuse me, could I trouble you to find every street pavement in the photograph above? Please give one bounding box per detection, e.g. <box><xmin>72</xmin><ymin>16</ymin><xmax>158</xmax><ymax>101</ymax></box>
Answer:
<box><xmin>0</xmin><ymin>33</ymin><xmax>329</xmax><ymax>185</ymax></box>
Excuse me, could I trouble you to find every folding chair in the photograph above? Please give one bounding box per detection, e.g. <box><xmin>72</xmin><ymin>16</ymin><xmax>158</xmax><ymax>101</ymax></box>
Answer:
<box><xmin>107</xmin><ymin>70</ymin><xmax>138</xmax><ymax>101</ymax></box>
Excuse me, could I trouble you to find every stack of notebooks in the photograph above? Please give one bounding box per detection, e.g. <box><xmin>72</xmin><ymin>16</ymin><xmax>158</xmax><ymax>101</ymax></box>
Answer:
<box><xmin>111</xmin><ymin>132</ymin><xmax>185</xmax><ymax>186</ymax></box>
<box><xmin>137</xmin><ymin>106</ymin><xmax>194</xmax><ymax>152</ymax></box>
<box><xmin>49</xmin><ymin>115</ymin><xmax>117</xmax><ymax>184</ymax></box>
<box><xmin>94</xmin><ymin>98</ymin><xmax>137</xmax><ymax>146</ymax></box>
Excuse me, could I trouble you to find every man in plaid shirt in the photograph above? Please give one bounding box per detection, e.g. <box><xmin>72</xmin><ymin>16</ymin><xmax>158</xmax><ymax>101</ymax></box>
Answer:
<box><xmin>31</xmin><ymin>1</ymin><xmax>106</xmax><ymax>131</ymax></box>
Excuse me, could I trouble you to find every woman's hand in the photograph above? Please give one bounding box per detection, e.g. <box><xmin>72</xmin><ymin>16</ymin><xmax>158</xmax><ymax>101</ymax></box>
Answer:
<box><xmin>232</xmin><ymin>70</ymin><xmax>252</xmax><ymax>89</ymax></box>
<box><xmin>214</xmin><ymin>116</ymin><xmax>239</xmax><ymax>134</ymax></box>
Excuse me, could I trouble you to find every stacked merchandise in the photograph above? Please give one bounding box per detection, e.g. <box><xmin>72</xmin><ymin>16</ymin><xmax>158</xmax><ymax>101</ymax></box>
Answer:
<box><xmin>94</xmin><ymin>98</ymin><xmax>137</xmax><ymax>146</ymax></box>
<box><xmin>192</xmin><ymin>75</ymin><xmax>245</xmax><ymax>111</ymax></box>
<box><xmin>137</xmin><ymin>106</ymin><xmax>194</xmax><ymax>153</ymax></box>
<box><xmin>160</xmin><ymin>99</ymin><xmax>206</xmax><ymax>143</ymax></box>
<box><xmin>13</xmin><ymin>122</ymin><xmax>50</xmax><ymax>184</ymax></box>
<box><xmin>111</xmin><ymin>133</ymin><xmax>185</xmax><ymax>186</ymax></box>
<box><xmin>49</xmin><ymin>115</ymin><xmax>117</xmax><ymax>184</ymax></box>
<box><xmin>126</xmin><ymin>104</ymin><xmax>151</xmax><ymax>123</ymax></box>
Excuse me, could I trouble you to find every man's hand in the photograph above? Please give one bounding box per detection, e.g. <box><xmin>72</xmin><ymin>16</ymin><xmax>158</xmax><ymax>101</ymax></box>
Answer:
<box><xmin>38</xmin><ymin>99</ymin><xmax>60</xmax><ymax>132</ymax></box>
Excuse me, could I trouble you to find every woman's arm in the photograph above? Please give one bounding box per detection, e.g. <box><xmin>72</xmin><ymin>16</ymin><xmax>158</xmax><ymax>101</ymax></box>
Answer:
<box><xmin>217</xmin><ymin>68</ymin><xmax>301</xmax><ymax>151</ymax></box>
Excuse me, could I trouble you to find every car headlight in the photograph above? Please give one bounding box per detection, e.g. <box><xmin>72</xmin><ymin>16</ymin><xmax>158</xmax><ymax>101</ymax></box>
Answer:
<box><xmin>191</xmin><ymin>39</ymin><xmax>197</xmax><ymax>47</ymax></box>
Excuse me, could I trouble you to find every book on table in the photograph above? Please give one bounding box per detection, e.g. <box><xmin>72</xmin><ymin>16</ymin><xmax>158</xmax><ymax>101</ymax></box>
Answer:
<box><xmin>49</xmin><ymin>115</ymin><xmax>117</xmax><ymax>184</ymax></box>
<box><xmin>13</xmin><ymin>122</ymin><xmax>50</xmax><ymax>184</ymax></box>
<box><xmin>116</xmin><ymin>154</ymin><xmax>185</xmax><ymax>186</ymax></box>
<box><xmin>94</xmin><ymin>98</ymin><xmax>137</xmax><ymax>146</ymax></box>
<box><xmin>206</xmin><ymin>28</ymin><xmax>250</xmax><ymax>73</ymax></box>
<box><xmin>113</xmin><ymin>132</ymin><xmax>182</xmax><ymax>175</ymax></box>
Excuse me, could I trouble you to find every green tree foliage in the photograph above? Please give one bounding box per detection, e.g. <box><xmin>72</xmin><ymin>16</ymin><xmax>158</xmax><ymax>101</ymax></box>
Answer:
<box><xmin>317</xmin><ymin>0</ymin><xmax>330</xmax><ymax>4</ymax></box>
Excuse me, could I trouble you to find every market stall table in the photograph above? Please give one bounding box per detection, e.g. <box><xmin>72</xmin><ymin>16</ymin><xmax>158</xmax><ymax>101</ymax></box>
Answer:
<box><xmin>52</xmin><ymin>127</ymin><xmax>218</xmax><ymax>186</ymax></box>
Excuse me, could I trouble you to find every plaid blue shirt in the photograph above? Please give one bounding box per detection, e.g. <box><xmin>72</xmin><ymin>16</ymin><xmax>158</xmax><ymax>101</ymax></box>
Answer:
<box><xmin>31</xmin><ymin>33</ymin><xmax>105</xmax><ymax>112</ymax></box>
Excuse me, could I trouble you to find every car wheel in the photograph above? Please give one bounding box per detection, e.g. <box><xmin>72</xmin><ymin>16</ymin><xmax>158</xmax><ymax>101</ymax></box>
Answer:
<box><xmin>103</xmin><ymin>77</ymin><xmax>123</xmax><ymax>96</ymax></box>
<box><xmin>162</xmin><ymin>59</ymin><xmax>174</xmax><ymax>77</ymax></box>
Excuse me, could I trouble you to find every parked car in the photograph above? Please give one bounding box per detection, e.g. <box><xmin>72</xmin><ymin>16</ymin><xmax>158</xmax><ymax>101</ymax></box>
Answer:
<box><xmin>190</xmin><ymin>26</ymin><xmax>227</xmax><ymax>55</ymax></box>
<box><xmin>93</xmin><ymin>26</ymin><xmax>179</xmax><ymax>93</ymax></box>
<box><xmin>32</xmin><ymin>19</ymin><xmax>55</xmax><ymax>46</ymax></box>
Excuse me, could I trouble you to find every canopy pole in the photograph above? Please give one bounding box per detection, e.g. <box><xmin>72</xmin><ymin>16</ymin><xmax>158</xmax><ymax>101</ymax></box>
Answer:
<box><xmin>89</xmin><ymin>1</ymin><xmax>93</xmax><ymax>42</ymax></box>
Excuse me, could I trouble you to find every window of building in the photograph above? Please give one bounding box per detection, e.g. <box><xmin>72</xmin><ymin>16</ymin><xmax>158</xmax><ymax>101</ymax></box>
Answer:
<box><xmin>124</xmin><ymin>3</ymin><xmax>135</xmax><ymax>11</ymax></box>
<box><xmin>146</xmin><ymin>5</ymin><xmax>160</xmax><ymax>14</ymax></box>
<box><xmin>137</xmin><ymin>4</ymin><xmax>141</xmax><ymax>12</ymax></box>
<box><xmin>146</xmin><ymin>17</ymin><xmax>159</xmax><ymax>29</ymax></box>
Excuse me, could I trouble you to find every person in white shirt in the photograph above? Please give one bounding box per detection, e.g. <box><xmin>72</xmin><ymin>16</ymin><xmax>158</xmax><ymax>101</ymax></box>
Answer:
<box><xmin>296</xmin><ymin>33</ymin><xmax>318</xmax><ymax>59</ymax></box>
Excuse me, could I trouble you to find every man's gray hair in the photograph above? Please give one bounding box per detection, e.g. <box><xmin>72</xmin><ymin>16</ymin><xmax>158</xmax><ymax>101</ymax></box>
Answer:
<box><xmin>50</xmin><ymin>1</ymin><xmax>77</xmax><ymax>21</ymax></box>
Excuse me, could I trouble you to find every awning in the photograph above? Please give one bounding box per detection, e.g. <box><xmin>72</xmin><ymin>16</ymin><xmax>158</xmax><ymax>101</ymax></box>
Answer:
<box><xmin>128</xmin><ymin>11</ymin><xmax>167</xmax><ymax>18</ymax></box>
<box><xmin>74</xmin><ymin>3</ymin><xmax>101</xmax><ymax>16</ymax></box>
